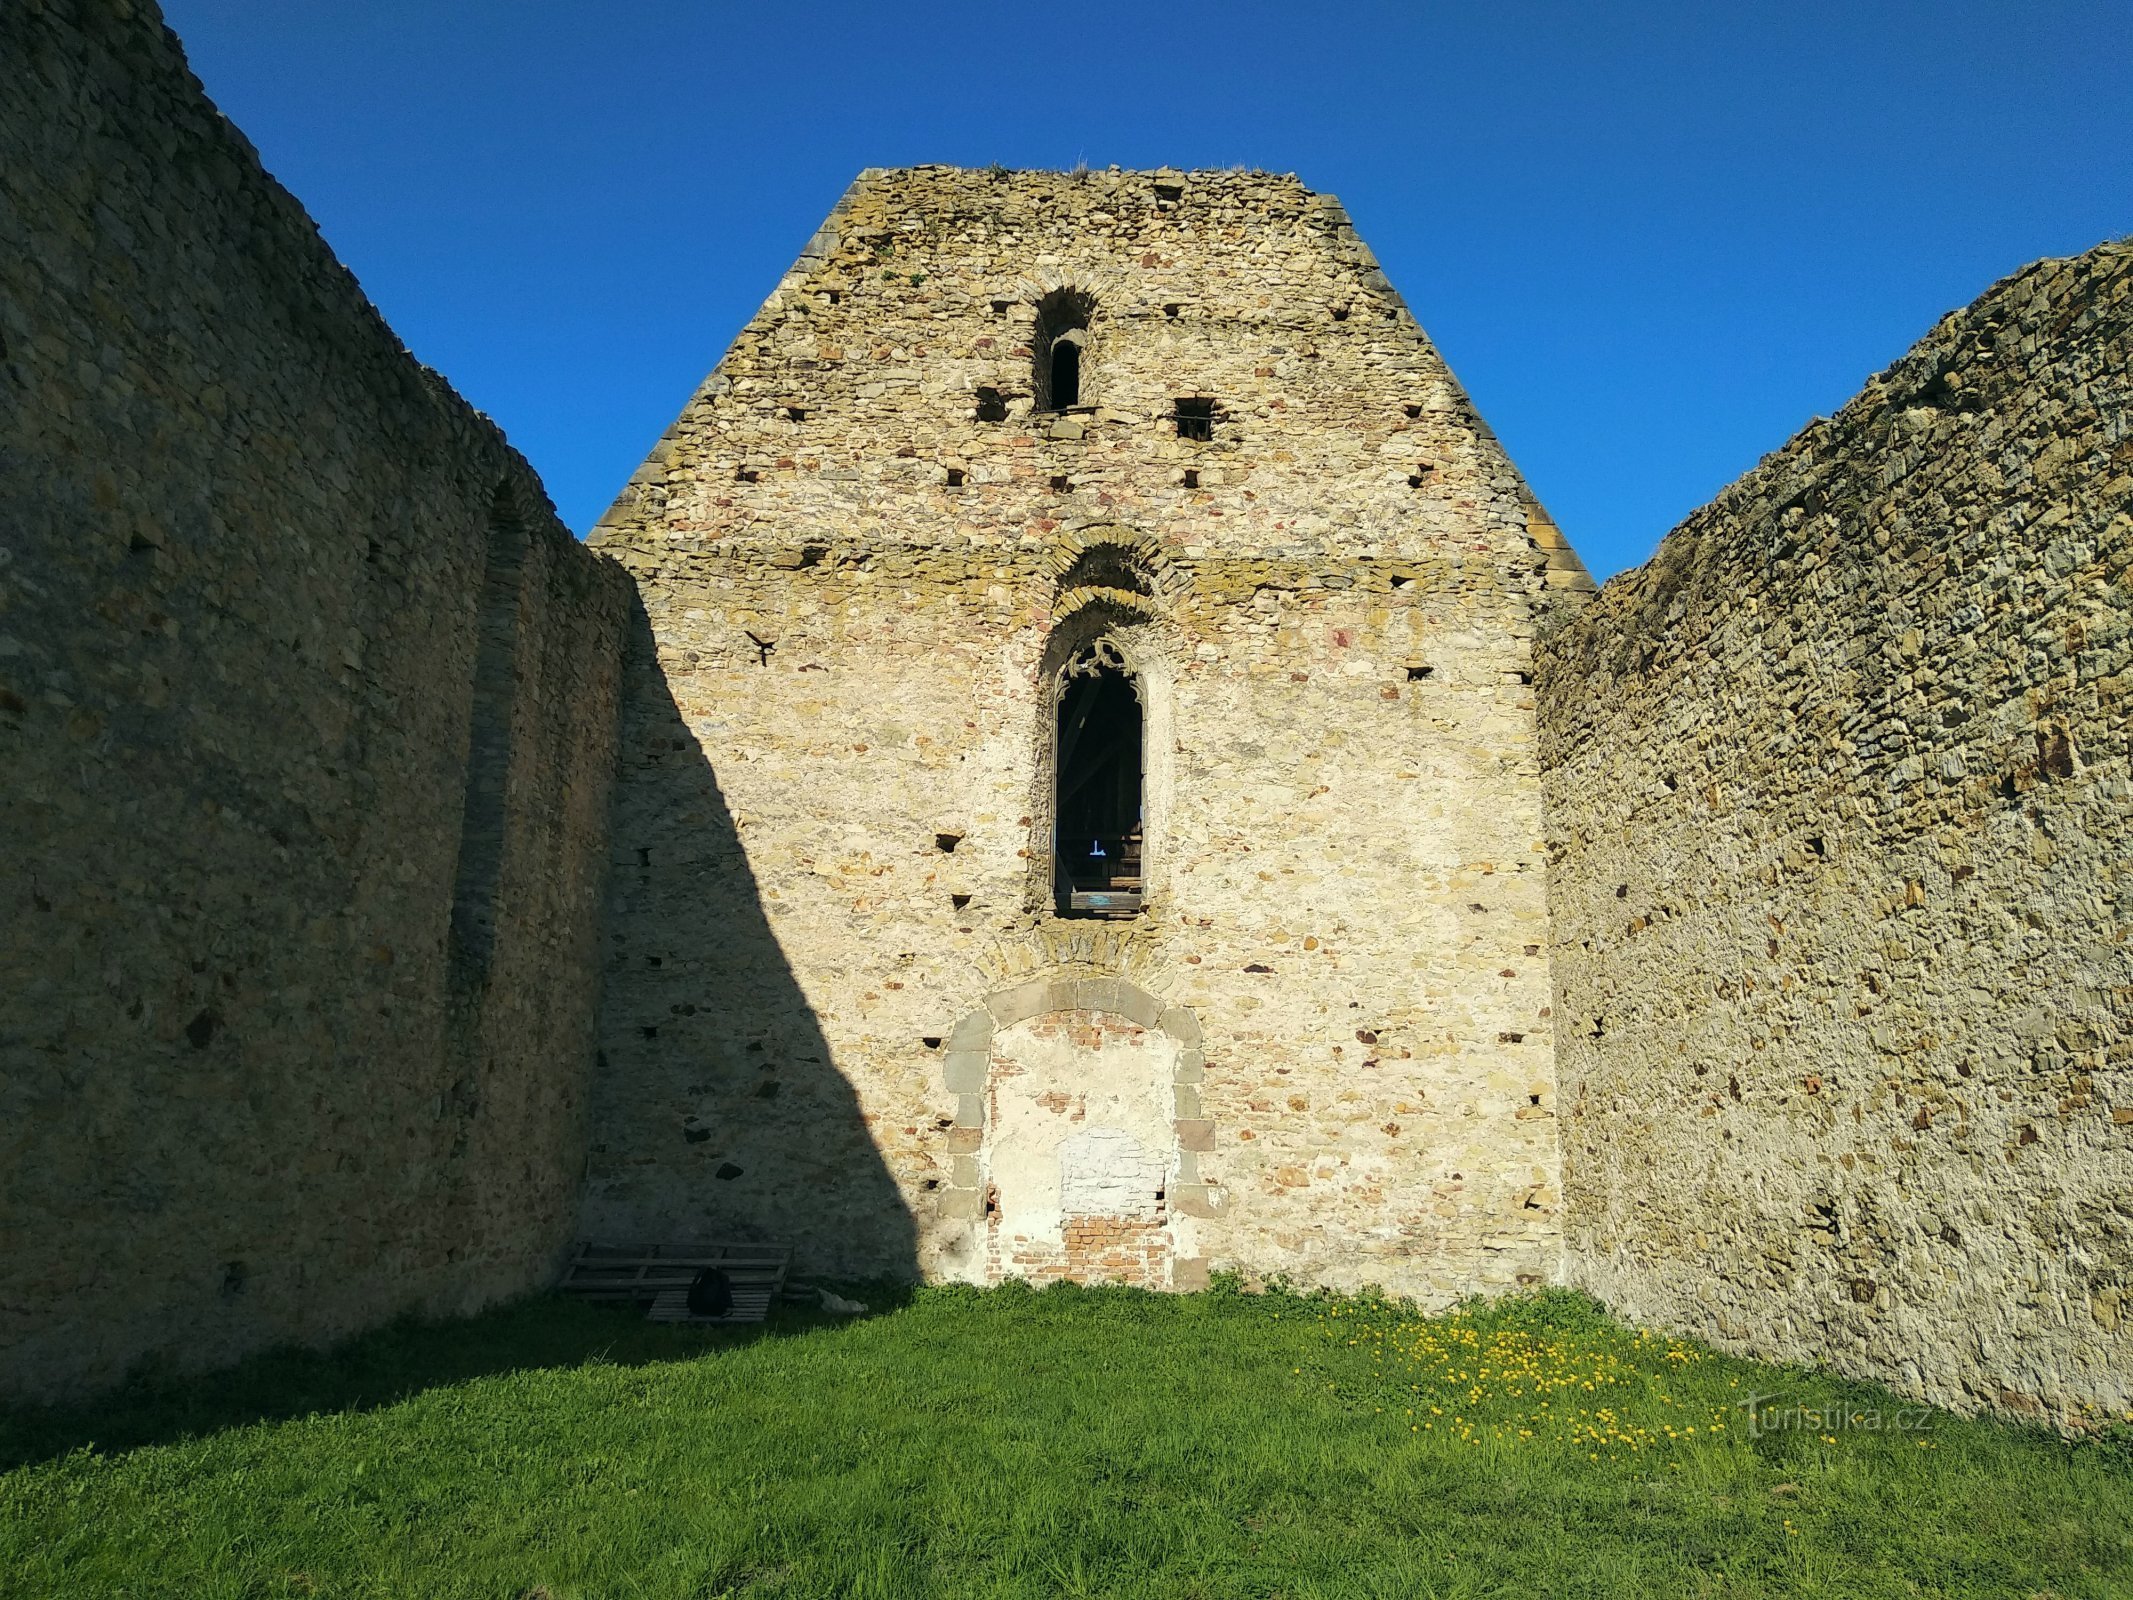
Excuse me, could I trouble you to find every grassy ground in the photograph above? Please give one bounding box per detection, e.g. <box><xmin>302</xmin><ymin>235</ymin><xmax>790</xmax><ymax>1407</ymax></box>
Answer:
<box><xmin>3</xmin><ymin>1283</ymin><xmax>2127</xmax><ymax>1599</ymax></box>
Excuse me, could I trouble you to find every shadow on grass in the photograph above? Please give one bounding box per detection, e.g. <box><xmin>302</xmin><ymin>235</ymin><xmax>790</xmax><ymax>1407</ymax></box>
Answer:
<box><xmin>0</xmin><ymin>1282</ymin><xmax>919</xmax><ymax>1471</ymax></box>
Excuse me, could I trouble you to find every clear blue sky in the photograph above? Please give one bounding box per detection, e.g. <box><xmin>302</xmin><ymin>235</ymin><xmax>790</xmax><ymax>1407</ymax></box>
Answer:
<box><xmin>161</xmin><ymin>0</ymin><xmax>2129</xmax><ymax>581</ymax></box>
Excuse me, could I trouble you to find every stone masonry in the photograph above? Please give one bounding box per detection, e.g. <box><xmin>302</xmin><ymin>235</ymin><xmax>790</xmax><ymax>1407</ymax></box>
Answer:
<box><xmin>1540</xmin><ymin>243</ymin><xmax>2132</xmax><ymax>1426</ymax></box>
<box><xmin>585</xmin><ymin>166</ymin><xmax>1588</xmax><ymax>1299</ymax></box>
<box><xmin>1</xmin><ymin>0</ymin><xmax>629</xmax><ymax>1398</ymax></box>
<box><xmin>4</xmin><ymin>1</ymin><xmax>2126</xmax><ymax>1427</ymax></box>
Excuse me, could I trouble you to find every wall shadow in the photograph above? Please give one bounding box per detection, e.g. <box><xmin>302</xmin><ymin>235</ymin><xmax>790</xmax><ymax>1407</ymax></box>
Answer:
<box><xmin>578</xmin><ymin>599</ymin><xmax>920</xmax><ymax>1281</ymax></box>
<box><xmin>0</xmin><ymin>1284</ymin><xmax>919</xmax><ymax>1470</ymax></box>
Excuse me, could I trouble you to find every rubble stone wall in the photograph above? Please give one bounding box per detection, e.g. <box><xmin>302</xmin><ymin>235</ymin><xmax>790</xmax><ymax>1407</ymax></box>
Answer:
<box><xmin>1539</xmin><ymin>243</ymin><xmax>2133</xmax><ymax>1423</ymax></box>
<box><xmin>0</xmin><ymin>0</ymin><xmax>630</xmax><ymax>1397</ymax></box>
<box><xmin>587</xmin><ymin>167</ymin><xmax>1590</xmax><ymax>1298</ymax></box>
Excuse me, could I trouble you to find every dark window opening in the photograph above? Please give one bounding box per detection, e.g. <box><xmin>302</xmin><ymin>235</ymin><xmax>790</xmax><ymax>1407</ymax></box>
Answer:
<box><xmin>935</xmin><ymin>832</ymin><xmax>963</xmax><ymax>853</ymax></box>
<box><xmin>448</xmin><ymin>492</ymin><xmax>527</xmax><ymax>988</ymax></box>
<box><xmin>1182</xmin><ymin>469</ymin><xmax>1200</xmax><ymax>489</ymax></box>
<box><xmin>1033</xmin><ymin>287</ymin><xmax>1094</xmax><ymax>411</ymax></box>
<box><xmin>1174</xmin><ymin>396</ymin><xmax>1215</xmax><ymax>441</ymax></box>
<box><xmin>783</xmin><ymin>405</ymin><xmax>807</xmax><ymax>422</ymax></box>
<box><xmin>990</xmin><ymin>299</ymin><xmax>1012</xmax><ymax>315</ymax></box>
<box><xmin>734</xmin><ymin>466</ymin><xmax>758</xmax><ymax>483</ymax></box>
<box><xmin>1050</xmin><ymin>338</ymin><xmax>1081</xmax><ymax>408</ymax></box>
<box><xmin>974</xmin><ymin>385</ymin><xmax>1008</xmax><ymax>422</ymax></box>
<box><xmin>1154</xmin><ymin>182</ymin><xmax>1183</xmax><ymax>203</ymax></box>
<box><xmin>1163</xmin><ymin>303</ymin><xmax>1182</xmax><ymax>319</ymax></box>
<box><xmin>1403</xmin><ymin>403</ymin><xmax>1422</xmax><ymax>419</ymax></box>
<box><xmin>1406</xmin><ymin>665</ymin><xmax>1433</xmax><ymax>681</ymax></box>
<box><xmin>1332</xmin><ymin>305</ymin><xmax>1351</xmax><ymax>321</ymax></box>
<box><xmin>945</xmin><ymin>467</ymin><xmax>966</xmax><ymax>487</ymax></box>
<box><xmin>1049</xmin><ymin>474</ymin><xmax>1070</xmax><ymax>492</ymax></box>
<box><xmin>950</xmin><ymin>892</ymin><xmax>972</xmax><ymax>911</ymax></box>
<box><xmin>1054</xmin><ymin>644</ymin><xmax>1144</xmax><ymax>918</ymax></box>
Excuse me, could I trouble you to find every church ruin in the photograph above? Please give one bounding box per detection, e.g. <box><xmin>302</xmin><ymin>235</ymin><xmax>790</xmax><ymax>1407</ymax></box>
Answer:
<box><xmin>2</xmin><ymin>0</ymin><xmax>2125</xmax><ymax>1429</ymax></box>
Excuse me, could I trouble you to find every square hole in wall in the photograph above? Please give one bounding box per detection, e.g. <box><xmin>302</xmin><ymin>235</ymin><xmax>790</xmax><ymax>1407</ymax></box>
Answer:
<box><xmin>974</xmin><ymin>386</ymin><xmax>1008</xmax><ymax>422</ymax></box>
<box><xmin>1332</xmin><ymin>305</ymin><xmax>1351</xmax><ymax>321</ymax></box>
<box><xmin>783</xmin><ymin>405</ymin><xmax>807</xmax><ymax>422</ymax></box>
<box><xmin>734</xmin><ymin>467</ymin><xmax>758</xmax><ymax>483</ymax></box>
<box><xmin>1406</xmin><ymin>665</ymin><xmax>1433</xmax><ymax>681</ymax></box>
<box><xmin>1154</xmin><ymin>182</ymin><xmax>1183</xmax><ymax>203</ymax></box>
<box><xmin>945</xmin><ymin>467</ymin><xmax>966</xmax><ymax>487</ymax></box>
<box><xmin>1182</xmin><ymin>469</ymin><xmax>1200</xmax><ymax>489</ymax></box>
<box><xmin>990</xmin><ymin>299</ymin><xmax>1012</xmax><ymax>315</ymax></box>
<box><xmin>1174</xmin><ymin>396</ymin><xmax>1215</xmax><ymax>441</ymax></box>
<box><xmin>1163</xmin><ymin>303</ymin><xmax>1182</xmax><ymax>319</ymax></box>
<box><xmin>1049</xmin><ymin>475</ymin><xmax>1070</xmax><ymax>492</ymax></box>
<box><xmin>1403</xmin><ymin>403</ymin><xmax>1422</xmax><ymax>419</ymax></box>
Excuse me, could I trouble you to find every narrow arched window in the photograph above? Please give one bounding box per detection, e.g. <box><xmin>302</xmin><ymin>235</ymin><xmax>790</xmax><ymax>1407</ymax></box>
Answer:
<box><xmin>1054</xmin><ymin>639</ymin><xmax>1142</xmax><ymax>917</ymax></box>
<box><xmin>1033</xmin><ymin>288</ymin><xmax>1094</xmax><ymax>412</ymax></box>
<box><xmin>448</xmin><ymin>491</ymin><xmax>527</xmax><ymax>986</ymax></box>
<box><xmin>1049</xmin><ymin>331</ymin><xmax>1083</xmax><ymax>409</ymax></box>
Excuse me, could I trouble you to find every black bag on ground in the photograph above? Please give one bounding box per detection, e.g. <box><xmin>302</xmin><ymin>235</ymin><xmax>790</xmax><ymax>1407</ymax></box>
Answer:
<box><xmin>686</xmin><ymin>1266</ymin><xmax>734</xmax><ymax>1318</ymax></box>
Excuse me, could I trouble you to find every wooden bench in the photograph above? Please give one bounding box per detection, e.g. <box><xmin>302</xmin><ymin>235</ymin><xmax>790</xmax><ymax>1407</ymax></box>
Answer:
<box><xmin>560</xmin><ymin>1240</ymin><xmax>791</xmax><ymax>1325</ymax></box>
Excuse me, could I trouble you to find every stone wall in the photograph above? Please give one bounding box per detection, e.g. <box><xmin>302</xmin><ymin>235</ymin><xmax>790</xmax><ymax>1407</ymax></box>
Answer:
<box><xmin>0</xmin><ymin>0</ymin><xmax>630</xmax><ymax>1397</ymax></box>
<box><xmin>588</xmin><ymin>167</ymin><xmax>1590</xmax><ymax>1299</ymax></box>
<box><xmin>1539</xmin><ymin>243</ymin><xmax>2133</xmax><ymax>1423</ymax></box>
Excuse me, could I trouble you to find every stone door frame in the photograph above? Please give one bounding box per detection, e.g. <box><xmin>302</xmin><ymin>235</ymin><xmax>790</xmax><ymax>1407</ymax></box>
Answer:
<box><xmin>937</xmin><ymin>973</ymin><xmax>1214</xmax><ymax>1284</ymax></box>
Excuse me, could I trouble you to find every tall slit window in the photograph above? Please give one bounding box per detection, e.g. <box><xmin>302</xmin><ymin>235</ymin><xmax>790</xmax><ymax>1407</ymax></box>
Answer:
<box><xmin>448</xmin><ymin>492</ymin><xmax>526</xmax><ymax>985</ymax></box>
<box><xmin>1050</xmin><ymin>333</ymin><xmax>1083</xmax><ymax>408</ymax></box>
<box><xmin>1054</xmin><ymin>639</ymin><xmax>1143</xmax><ymax>917</ymax></box>
<box><xmin>1033</xmin><ymin>287</ymin><xmax>1094</xmax><ymax>412</ymax></box>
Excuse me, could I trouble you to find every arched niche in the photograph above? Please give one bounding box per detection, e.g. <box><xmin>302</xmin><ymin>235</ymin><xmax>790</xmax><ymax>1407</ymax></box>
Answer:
<box><xmin>1032</xmin><ymin>598</ymin><xmax>1173</xmax><ymax>920</ymax></box>
<box><xmin>933</xmin><ymin>975</ymin><xmax>1210</xmax><ymax>1290</ymax></box>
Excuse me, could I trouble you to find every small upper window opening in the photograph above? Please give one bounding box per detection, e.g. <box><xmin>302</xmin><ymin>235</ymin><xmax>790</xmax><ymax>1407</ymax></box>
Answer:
<box><xmin>1181</xmin><ymin>469</ymin><xmax>1200</xmax><ymax>489</ymax></box>
<box><xmin>990</xmin><ymin>298</ymin><xmax>1012</xmax><ymax>315</ymax></box>
<box><xmin>1153</xmin><ymin>182</ymin><xmax>1183</xmax><ymax>204</ymax></box>
<box><xmin>1174</xmin><ymin>396</ymin><xmax>1215</xmax><ymax>442</ymax></box>
<box><xmin>1049</xmin><ymin>334</ymin><xmax>1083</xmax><ymax>408</ymax></box>
<box><xmin>974</xmin><ymin>386</ymin><xmax>1008</xmax><ymax>422</ymax></box>
<box><xmin>1033</xmin><ymin>287</ymin><xmax>1095</xmax><ymax>411</ymax></box>
<box><xmin>1163</xmin><ymin>303</ymin><xmax>1182</xmax><ymax>319</ymax></box>
<box><xmin>783</xmin><ymin>405</ymin><xmax>807</xmax><ymax>423</ymax></box>
<box><xmin>1332</xmin><ymin>305</ymin><xmax>1351</xmax><ymax>322</ymax></box>
<box><xmin>1403</xmin><ymin>403</ymin><xmax>1423</xmax><ymax>419</ymax></box>
<box><xmin>945</xmin><ymin>467</ymin><xmax>966</xmax><ymax>487</ymax></box>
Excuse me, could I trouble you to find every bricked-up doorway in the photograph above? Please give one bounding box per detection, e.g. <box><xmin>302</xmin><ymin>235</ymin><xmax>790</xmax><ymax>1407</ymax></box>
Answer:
<box><xmin>933</xmin><ymin>975</ymin><xmax>1210</xmax><ymax>1292</ymax></box>
<box><xmin>1054</xmin><ymin>640</ymin><xmax>1142</xmax><ymax>917</ymax></box>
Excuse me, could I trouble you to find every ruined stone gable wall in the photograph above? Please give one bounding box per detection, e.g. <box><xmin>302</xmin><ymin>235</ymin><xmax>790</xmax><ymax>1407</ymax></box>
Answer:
<box><xmin>0</xmin><ymin>0</ymin><xmax>630</xmax><ymax>1397</ymax></box>
<box><xmin>1539</xmin><ymin>243</ymin><xmax>2133</xmax><ymax>1423</ymax></box>
<box><xmin>589</xmin><ymin>167</ymin><xmax>1588</xmax><ymax>1300</ymax></box>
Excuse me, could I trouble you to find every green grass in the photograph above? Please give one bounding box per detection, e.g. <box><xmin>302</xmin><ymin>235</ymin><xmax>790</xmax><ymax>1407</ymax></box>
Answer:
<box><xmin>3</xmin><ymin>1283</ymin><xmax>2127</xmax><ymax>1598</ymax></box>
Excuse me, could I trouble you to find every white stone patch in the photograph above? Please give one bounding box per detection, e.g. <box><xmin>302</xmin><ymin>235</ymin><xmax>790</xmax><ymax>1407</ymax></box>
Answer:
<box><xmin>1059</xmin><ymin>1126</ymin><xmax>1166</xmax><ymax>1220</ymax></box>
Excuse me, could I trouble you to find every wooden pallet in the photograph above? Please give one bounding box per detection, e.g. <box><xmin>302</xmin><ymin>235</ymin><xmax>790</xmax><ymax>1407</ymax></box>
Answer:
<box><xmin>560</xmin><ymin>1240</ymin><xmax>790</xmax><ymax>1325</ymax></box>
